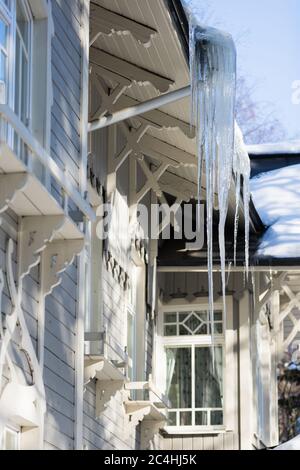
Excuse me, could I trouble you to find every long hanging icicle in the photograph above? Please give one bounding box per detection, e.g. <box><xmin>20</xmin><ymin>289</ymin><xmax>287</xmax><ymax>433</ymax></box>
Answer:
<box><xmin>188</xmin><ymin>15</ymin><xmax>236</xmax><ymax>331</ymax></box>
<box><xmin>183</xmin><ymin>1</ymin><xmax>251</xmax><ymax>350</ymax></box>
<box><xmin>233</xmin><ymin>124</ymin><xmax>251</xmax><ymax>275</ymax></box>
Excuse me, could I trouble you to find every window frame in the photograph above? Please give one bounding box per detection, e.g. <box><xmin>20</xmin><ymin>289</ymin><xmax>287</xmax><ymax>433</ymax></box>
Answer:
<box><xmin>2</xmin><ymin>423</ymin><xmax>20</xmax><ymax>450</ymax></box>
<box><xmin>157</xmin><ymin>298</ymin><xmax>233</xmax><ymax>435</ymax></box>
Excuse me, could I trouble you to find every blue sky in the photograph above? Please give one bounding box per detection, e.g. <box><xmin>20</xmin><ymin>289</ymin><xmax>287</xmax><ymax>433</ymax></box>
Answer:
<box><xmin>206</xmin><ymin>0</ymin><xmax>300</xmax><ymax>140</ymax></box>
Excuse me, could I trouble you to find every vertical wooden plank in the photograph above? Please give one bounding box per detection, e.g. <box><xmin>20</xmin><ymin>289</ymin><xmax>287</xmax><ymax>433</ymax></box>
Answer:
<box><xmin>172</xmin><ymin>437</ymin><xmax>183</xmax><ymax>450</ymax></box>
<box><xmin>182</xmin><ymin>436</ymin><xmax>193</xmax><ymax>450</ymax></box>
<box><xmin>213</xmin><ymin>433</ymin><xmax>224</xmax><ymax>450</ymax></box>
<box><xmin>203</xmin><ymin>436</ymin><xmax>214</xmax><ymax>450</ymax></box>
<box><xmin>162</xmin><ymin>437</ymin><xmax>172</xmax><ymax>450</ymax></box>
<box><xmin>224</xmin><ymin>432</ymin><xmax>234</xmax><ymax>450</ymax></box>
<box><xmin>239</xmin><ymin>291</ymin><xmax>253</xmax><ymax>449</ymax></box>
<box><xmin>192</xmin><ymin>436</ymin><xmax>203</xmax><ymax>450</ymax></box>
<box><xmin>225</xmin><ymin>296</ymin><xmax>238</xmax><ymax>433</ymax></box>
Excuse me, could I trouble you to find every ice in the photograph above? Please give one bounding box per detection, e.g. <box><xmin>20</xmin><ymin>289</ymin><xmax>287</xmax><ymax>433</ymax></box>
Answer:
<box><xmin>233</xmin><ymin>124</ymin><xmax>251</xmax><ymax>275</ymax></box>
<box><xmin>182</xmin><ymin>1</ymin><xmax>251</xmax><ymax>346</ymax></box>
<box><xmin>183</xmin><ymin>0</ymin><xmax>237</xmax><ymax>329</ymax></box>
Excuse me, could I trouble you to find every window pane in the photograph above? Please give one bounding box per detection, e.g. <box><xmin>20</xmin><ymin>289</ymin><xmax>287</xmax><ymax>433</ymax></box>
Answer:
<box><xmin>214</xmin><ymin>322</ymin><xmax>223</xmax><ymax>334</ymax></box>
<box><xmin>168</xmin><ymin>411</ymin><xmax>177</xmax><ymax>426</ymax></box>
<box><xmin>179</xmin><ymin>312</ymin><xmax>188</xmax><ymax>322</ymax></box>
<box><xmin>214</xmin><ymin>311</ymin><xmax>222</xmax><ymax>321</ymax></box>
<box><xmin>0</xmin><ymin>50</ymin><xmax>6</xmax><ymax>82</ymax></box>
<box><xmin>195</xmin><ymin>411</ymin><xmax>207</xmax><ymax>426</ymax></box>
<box><xmin>166</xmin><ymin>347</ymin><xmax>191</xmax><ymax>409</ymax></box>
<box><xmin>0</xmin><ymin>19</ymin><xmax>7</xmax><ymax>49</ymax></box>
<box><xmin>195</xmin><ymin>346</ymin><xmax>223</xmax><ymax>408</ymax></box>
<box><xmin>21</xmin><ymin>50</ymin><xmax>28</xmax><ymax>123</ymax></box>
<box><xmin>184</xmin><ymin>313</ymin><xmax>201</xmax><ymax>332</ymax></box>
<box><xmin>179</xmin><ymin>324</ymin><xmax>191</xmax><ymax>335</ymax></box>
<box><xmin>165</xmin><ymin>313</ymin><xmax>176</xmax><ymax>323</ymax></box>
<box><xmin>16</xmin><ymin>0</ymin><xmax>29</xmax><ymax>49</ymax></box>
<box><xmin>180</xmin><ymin>411</ymin><xmax>192</xmax><ymax>426</ymax></box>
<box><xmin>211</xmin><ymin>410</ymin><xmax>223</xmax><ymax>425</ymax></box>
<box><xmin>164</xmin><ymin>324</ymin><xmax>177</xmax><ymax>336</ymax></box>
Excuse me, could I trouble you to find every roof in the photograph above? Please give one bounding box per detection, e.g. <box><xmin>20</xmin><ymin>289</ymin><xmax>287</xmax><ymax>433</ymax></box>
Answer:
<box><xmin>250</xmin><ymin>164</ymin><xmax>300</xmax><ymax>260</ymax></box>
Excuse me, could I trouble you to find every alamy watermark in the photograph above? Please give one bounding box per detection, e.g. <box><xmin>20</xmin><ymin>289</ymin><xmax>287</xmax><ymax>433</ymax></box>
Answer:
<box><xmin>95</xmin><ymin>202</ymin><xmax>205</xmax><ymax>250</ymax></box>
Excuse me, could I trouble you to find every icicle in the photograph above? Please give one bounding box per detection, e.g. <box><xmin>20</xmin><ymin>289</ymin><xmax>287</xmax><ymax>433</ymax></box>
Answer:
<box><xmin>233</xmin><ymin>124</ymin><xmax>251</xmax><ymax>277</ymax></box>
<box><xmin>183</xmin><ymin>1</ymin><xmax>251</xmax><ymax>363</ymax></box>
<box><xmin>187</xmin><ymin>14</ymin><xmax>236</xmax><ymax>342</ymax></box>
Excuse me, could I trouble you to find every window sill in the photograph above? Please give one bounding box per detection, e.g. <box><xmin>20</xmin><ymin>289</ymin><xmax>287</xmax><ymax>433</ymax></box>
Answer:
<box><xmin>163</xmin><ymin>426</ymin><xmax>227</xmax><ymax>436</ymax></box>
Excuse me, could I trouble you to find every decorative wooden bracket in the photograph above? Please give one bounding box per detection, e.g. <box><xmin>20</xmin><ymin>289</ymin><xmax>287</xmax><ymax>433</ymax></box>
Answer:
<box><xmin>90</xmin><ymin>47</ymin><xmax>174</xmax><ymax>94</ymax></box>
<box><xmin>96</xmin><ymin>379</ymin><xmax>125</xmax><ymax>416</ymax></box>
<box><xmin>0</xmin><ymin>173</ymin><xmax>29</xmax><ymax>214</ymax></box>
<box><xmin>140</xmin><ymin>419</ymin><xmax>166</xmax><ymax>450</ymax></box>
<box><xmin>42</xmin><ymin>239</ymin><xmax>84</xmax><ymax>297</ymax></box>
<box><xmin>90</xmin><ymin>4</ymin><xmax>157</xmax><ymax>48</ymax></box>
<box><xmin>18</xmin><ymin>215</ymin><xmax>66</xmax><ymax>279</ymax></box>
<box><xmin>0</xmin><ymin>239</ymin><xmax>46</xmax><ymax>446</ymax></box>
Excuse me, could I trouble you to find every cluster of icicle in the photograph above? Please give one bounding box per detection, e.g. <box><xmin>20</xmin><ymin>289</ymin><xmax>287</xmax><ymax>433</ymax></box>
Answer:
<box><xmin>182</xmin><ymin>0</ymin><xmax>251</xmax><ymax>333</ymax></box>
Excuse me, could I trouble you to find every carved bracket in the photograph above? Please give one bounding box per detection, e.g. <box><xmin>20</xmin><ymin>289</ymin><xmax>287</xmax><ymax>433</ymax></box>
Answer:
<box><xmin>90</xmin><ymin>4</ymin><xmax>157</xmax><ymax>48</ymax></box>
<box><xmin>0</xmin><ymin>173</ymin><xmax>29</xmax><ymax>214</ymax></box>
<box><xmin>42</xmin><ymin>239</ymin><xmax>84</xmax><ymax>297</ymax></box>
<box><xmin>96</xmin><ymin>379</ymin><xmax>125</xmax><ymax>416</ymax></box>
<box><xmin>0</xmin><ymin>239</ymin><xmax>46</xmax><ymax>446</ymax></box>
<box><xmin>140</xmin><ymin>419</ymin><xmax>166</xmax><ymax>450</ymax></box>
<box><xmin>19</xmin><ymin>215</ymin><xmax>67</xmax><ymax>279</ymax></box>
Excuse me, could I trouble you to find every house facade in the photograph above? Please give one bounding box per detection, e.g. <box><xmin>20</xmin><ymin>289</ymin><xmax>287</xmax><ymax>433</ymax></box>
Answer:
<box><xmin>0</xmin><ymin>0</ymin><xmax>299</xmax><ymax>451</ymax></box>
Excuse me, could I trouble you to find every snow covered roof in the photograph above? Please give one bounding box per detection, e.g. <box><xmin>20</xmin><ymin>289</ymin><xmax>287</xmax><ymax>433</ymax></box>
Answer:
<box><xmin>274</xmin><ymin>434</ymin><xmax>300</xmax><ymax>450</ymax></box>
<box><xmin>250</xmin><ymin>164</ymin><xmax>300</xmax><ymax>258</ymax></box>
<box><xmin>247</xmin><ymin>140</ymin><xmax>300</xmax><ymax>156</ymax></box>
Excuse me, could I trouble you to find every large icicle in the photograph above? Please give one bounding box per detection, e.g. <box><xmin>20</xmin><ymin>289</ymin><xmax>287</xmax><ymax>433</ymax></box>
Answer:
<box><xmin>233</xmin><ymin>124</ymin><xmax>251</xmax><ymax>275</ymax></box>
<box><xmin>183</xmin><ymin>0</ymin><xmax>236</xmax><ymax>331</ymax></box>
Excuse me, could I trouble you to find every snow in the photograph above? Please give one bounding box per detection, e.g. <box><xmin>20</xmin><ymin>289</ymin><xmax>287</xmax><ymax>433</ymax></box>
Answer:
<box><xmin>247</xmin><ymin>140</ymin><xmax>300</xmax><ymax>155</ymax></box>
<box><xmin>250</xmin><ymin>164</ymin><xmax>300</xmax><ymax>258</ymax></box>
<box><xmin>274</xmin><ymin>434</ymin><xmax>300</xmax><ymax>450</ymax></box>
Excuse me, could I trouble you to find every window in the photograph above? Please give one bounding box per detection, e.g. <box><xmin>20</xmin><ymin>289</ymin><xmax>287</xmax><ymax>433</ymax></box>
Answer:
<box><xmin>0</xmin><ymin>0</ymin><xmax>51</xmax><ymax>151</ymax></box>
<box><xmin>0</xmin><ymin>0</ymin><xmax>11</xmax><ymax>104</ymax></box>
<box><xmin>2</xmin><ymin>426</ymin><xmax>20</xmax><ymax>450</ymax></box>
<box><xmin>14</xmin><ymin>0</ymin><xmax>32</xmax><ymax>126</ymax></box>
<box><xmin>161</xmin><ymin>306</ymin><xmax>225</xmax><ymax>431</ymax></box>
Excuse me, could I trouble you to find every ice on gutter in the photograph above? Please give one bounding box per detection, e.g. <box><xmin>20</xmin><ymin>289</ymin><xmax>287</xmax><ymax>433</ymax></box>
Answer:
<box><xmin>250</xmin><ymin>164</ymin><xmax>300</xmax><ymax>258</ymax></box>
<box><xmin>181</xmin><ymin>1</ymin><xmax>250</xmax><ymax>326</ymax></box>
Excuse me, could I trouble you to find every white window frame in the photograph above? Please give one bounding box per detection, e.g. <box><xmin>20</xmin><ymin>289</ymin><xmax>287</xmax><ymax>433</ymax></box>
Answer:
<box><xmin>0</xmin><ymin>0</ymin><xmax>15</xmax><ymax>108</ymax></box>
<box><xmin>126</xmin><ymin>250</ymin><xmax>147</xmax><ymax>385</ymax></box>
<box><xmin>2</xmin><ymin>423</ymin><xmax>21</xmax><ymax>450</ymax></box>
<box><xmin>156</xmin><ymin>297</ymin><xmax>235</xmax><ymax>435</ymax></box>
<box><xmin>126</xmin><ymin>262</ymin><xmax>138</xmax><ymax>382</ymax></box>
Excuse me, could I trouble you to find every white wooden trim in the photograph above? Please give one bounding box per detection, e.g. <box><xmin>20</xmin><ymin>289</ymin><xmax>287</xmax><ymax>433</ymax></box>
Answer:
<box><xmin>79</xmin><ymin>0</ymin><xmax>90</xmax><ymax>195</ymax></box>
<box><xmin>75</xmin><ymin>250</ymin><xmax>86</xmax><ymax>450</ymax></box>
<box><xmin>0</xmin><ymin>104</ymin><xmax>95</xmax><ymax>220</ymax></box>
<box><xmin>239</xmin><ymin>290</ymin><xmax>253</xmax><ymax>450</ymax></box>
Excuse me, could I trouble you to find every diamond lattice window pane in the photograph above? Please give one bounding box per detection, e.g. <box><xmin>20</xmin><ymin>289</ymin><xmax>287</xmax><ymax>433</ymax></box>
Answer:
<box><xmin>184</xmin><ymin>313</ymin><xmax>201</xmax><ymax>333</ymax></box>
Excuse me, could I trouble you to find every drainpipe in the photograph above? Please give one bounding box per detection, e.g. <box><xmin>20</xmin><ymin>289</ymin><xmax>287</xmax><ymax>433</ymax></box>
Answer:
<box><xmin>88</xmin><ymin>85</ymin><xmax>191</xmax><ymax>132</ymax></box>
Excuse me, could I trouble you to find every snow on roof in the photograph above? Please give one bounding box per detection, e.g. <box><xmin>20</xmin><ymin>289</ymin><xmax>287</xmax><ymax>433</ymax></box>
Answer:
<box><xmin>247</xmin><ymin>140</ymin><xmax>300</xmax><ymax>155</ymax></box>
<box><xmin>250</xmin><ymin>164</ymin><xmax>300</xmax><ymax>258</ymax></box>
<box><xmin>274</xmin><ymin>434</ymin><xmax>300</xmax><ymax>450</ymax></box>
